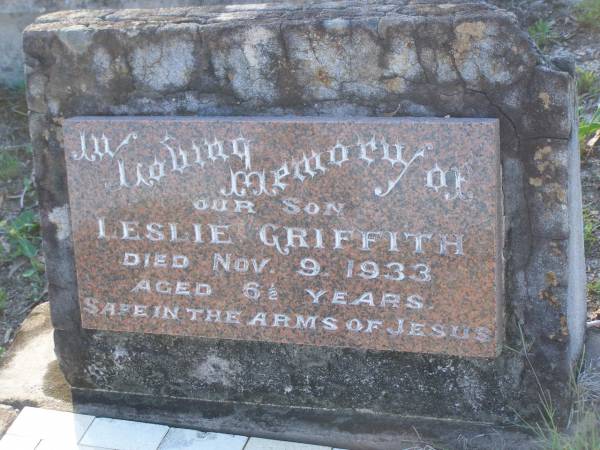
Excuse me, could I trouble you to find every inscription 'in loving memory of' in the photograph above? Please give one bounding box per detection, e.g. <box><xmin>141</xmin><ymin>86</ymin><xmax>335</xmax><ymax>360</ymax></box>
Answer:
<box><xmin>64</xmin><ymin>117</ymin><xmax>502</xmax><ymax>357</ymax></box>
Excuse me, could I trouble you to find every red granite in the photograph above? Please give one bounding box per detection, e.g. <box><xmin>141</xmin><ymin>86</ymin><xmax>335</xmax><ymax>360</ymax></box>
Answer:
<box><xmin>63</xmin><ymin>116</ymin><xmax>502</xmax><ymax>357</ymax></box>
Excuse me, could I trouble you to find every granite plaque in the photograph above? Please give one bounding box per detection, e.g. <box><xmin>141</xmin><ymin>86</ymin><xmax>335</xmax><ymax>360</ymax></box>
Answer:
<box><xmin>64</xmin><ymin>116</ymin><xmax>502</xmax><ymax>357</ymax></box>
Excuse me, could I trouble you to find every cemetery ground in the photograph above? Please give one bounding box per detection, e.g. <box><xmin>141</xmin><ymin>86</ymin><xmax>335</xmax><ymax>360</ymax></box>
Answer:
<box><xmin>0</xmin><ymin>0</ymin><xmax>600</xmax><ymax>448</ymax></box>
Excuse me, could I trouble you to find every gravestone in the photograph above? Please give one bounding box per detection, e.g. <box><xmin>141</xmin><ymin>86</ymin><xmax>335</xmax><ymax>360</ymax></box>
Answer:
<box><xmin>24</xmin><ymin>2</ymin><xmax>585</xmax><ymax>449</ymax></box>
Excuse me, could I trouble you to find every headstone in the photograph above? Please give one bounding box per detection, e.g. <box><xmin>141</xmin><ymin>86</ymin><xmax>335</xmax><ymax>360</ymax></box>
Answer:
<box><xmin>23</xmin><ymin>2</ymin><xmax>585</xmax><ymax>449</ymax></box>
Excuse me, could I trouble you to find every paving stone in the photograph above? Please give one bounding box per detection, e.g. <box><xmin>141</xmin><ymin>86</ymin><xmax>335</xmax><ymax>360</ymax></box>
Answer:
<box><xmin>157</xmin><ymin>428</ymin><xmax>247</xmax><ymax>450</ymax></box>
<box><xmin>6</xmin><ymin>407</ymin><xmax>94</xmax><ymax>444</ymax></box>
<box><xmin>79</xmin><ymin>418</ymin><xmax>168</xmax><ymax>450</ymax></box>
<box><xmin>245</xmin><ymin>437</ymin><xmax>331</xmax><ymax>450</ymax></box>
<box><xmin>0</xmin><ymin>434</ymin><xmax>40</xmax><ymax>450</ymax></box>
<box><xmin>36</xmin><ymin>439</ymin><xmax>113</xmax><ymax>450</ymax></box>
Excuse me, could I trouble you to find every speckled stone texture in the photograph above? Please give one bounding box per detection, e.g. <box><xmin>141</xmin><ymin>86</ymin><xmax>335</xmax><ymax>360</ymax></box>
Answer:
<box><xmin>23</xmin><ymin>2</ymin><xmax>584</xmax><ymax>449</ymax></box>
<box><xmin>63</xmin><ymin>116</ymin><xmax>502</xmax><ymax>357</ymax></box>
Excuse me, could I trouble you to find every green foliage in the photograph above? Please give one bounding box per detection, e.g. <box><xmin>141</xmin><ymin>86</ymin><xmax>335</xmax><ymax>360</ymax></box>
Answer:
<box><xmin>579</xmin><ymin>107</ymin><xmax>600</xmax><ymax>156</ymax></box>
<box><xmin>19</xmin><ymin>176</ymin><xmax>34</xmax><ymax>205</ymax></box>
<box><xmin>577</xmin><ymin>68</ymin><xmax>600</xmax><ymax>97</ymax></box>
<box><xmin>583</xmin><ymin>208</ymin><xmax>599</xmax><ymax>251</ymax></box>
<box><xmin>535</xmin><ymin>356</ymin><xmax>600</xmax><ymax>450</ymax></box>
<box><xmin>528</xmin><ymin>19</ymin><xmax>557</xmax><ymax>50</ymax></box>
<box><xmin>508</xmin><ymin>325</ymin><xmax>600</xmax><ymax>450</ymax></box>
<box><xmin>0</xmin><ymin>210</ymin><xmax>43</xmax><ymax>281</ymax></box>
<box><xmin>536</xmin><ymin>409</ymin><xmax>600</xmax><ymax>450</ymax></box>
<box><xmin>588</xmin><ymin>279</ymin><xmax>600</xmax><ymax>298</ymax></box>
<box><xmin>580</xmin><ymin>107</ymin><xmax>600</xmax><ymax>141</ymax></box>
<box><xmin>12</xmin><ymin>80</ymin><xmax>26</xmax><ymax>93</ymax></box>
<box><xmin>0</xmin><ymin>288</ymin><xmax>6</xmax><ymax>312</ymax></box>
<box><xmin>0</xmin><ymin>153</ymin><xmax>21</xmax><ymax>182</ymax></box>
<box><xmin>575</xmin><ymin>0</ymin><xmax>600</xmax><ymax>29</ymax></box>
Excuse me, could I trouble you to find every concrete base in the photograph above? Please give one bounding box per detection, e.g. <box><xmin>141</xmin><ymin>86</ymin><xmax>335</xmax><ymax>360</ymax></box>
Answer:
<box><xmin>6</xmin><ymin>303</ymin><xmax>600</xmax><ymax>448</ymax></box>
<box><xmin>0</xmin><ymin>302</ymin><xmax>540</xmax><ymax>449</ymax></box>
<box><xmin>0</xmin><ymin>303</ymin><xmax>71</xmax><ymax>411</ymax></box>
<box><xmin>71</xmin><ymin>388</ymin><xmax>537</xmax><ymax>450</ymax></box>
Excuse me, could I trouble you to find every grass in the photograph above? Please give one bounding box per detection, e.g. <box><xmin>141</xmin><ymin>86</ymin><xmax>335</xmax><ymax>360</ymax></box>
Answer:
<box><xmin>537</xmin><ymin>410</ymin><xmax>600</xmax><ymax>450</ymax></box>
<box><xmin>0</xmin><ymin>288</ymin><xmax>6</xmax><ymax>312</ymax></box>
<box><xmin>532</xmin><ymin>353</ymin><xmax>600</xmax><ymax>450</ymax></box>
<box><xmin>528</xmin><ymin>19</ymin><xmax>558</xmax><ymax>50</ymax></box>
<box><xmin>580</xmin><ymin>107</ymin><xmax>600</xmax><ymax>137</ymax></box>
<box><xmin>0</xmin><ymin>209</ymin><xmax>44</xmax><ymax>284</ymax></box>
<box><xmin>579</xmin><ymin>107</ymin><xmax>600</xmax><ymax>158</ymax></box>
<box><xmin>0</xmin><ymin>153</ymin><xmax>21</xmax><ymax>182</ymax></box>
<box><xmin>0</xmin><ymin>85</ymin><xmax>38</xmax><ymax>274</ymax></box>
<box><xmin>0</xmin><ymin>85</ymin><xmax>30</xmax><ymax>155</ymax></box>
<box><xmin>583</xmin><ymin>208</ymin><xmax>599</xmax><ymax>252</ymax></box>
<box><xmin>507</xmin><ymin>326</ymin><xmax>600</xmax><ymax>450</ymax></box>
<box><xmin>577</xmin><ymin>68</ymin><xmax>600</xmax><ymax>98</ymax></box>
<box><xmin>588</xmin><ymin>279</ymin><xmax>600</xmax><ymax>299</ymax></box>
<box><xmin>0</xmin><ymin>85</ymin><xmax>46</xmax><ymax>354</ymax></box>
<box><xmin>575</xmin><ymin>0</ymin><xmax>600</xmax><ymax>30</ymax></box>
